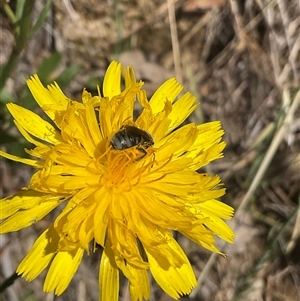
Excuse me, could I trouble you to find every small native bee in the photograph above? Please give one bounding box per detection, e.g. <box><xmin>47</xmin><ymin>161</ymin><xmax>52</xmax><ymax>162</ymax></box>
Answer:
<box><xmin>110</xmin><ymin>125</ymin><xmax>154</xmax><ymax>157</ymax></box>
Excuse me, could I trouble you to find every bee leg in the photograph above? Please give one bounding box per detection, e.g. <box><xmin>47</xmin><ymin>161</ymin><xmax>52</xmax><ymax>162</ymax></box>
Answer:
<box><xmin>136</xmin><ymin>146</ymin><xmax>148</xmax><ymax>160</ymax></box>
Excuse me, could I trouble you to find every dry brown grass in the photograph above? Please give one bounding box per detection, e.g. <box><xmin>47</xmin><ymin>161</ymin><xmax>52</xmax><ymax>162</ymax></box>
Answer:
<box><xmin>1</xmin><ymin>0</ymin><xmax>300</xmax><ymax>300</ymax></box>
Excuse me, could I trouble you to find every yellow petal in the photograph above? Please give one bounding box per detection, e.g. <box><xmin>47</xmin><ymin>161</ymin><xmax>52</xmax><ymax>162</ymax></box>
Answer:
<box><xmin>100</xmin><ymin>241</ymin><xmax>119</xmax><ymax>301</ymax></box>
<box><xmin>136</xmin><ymin>99</ymin><xmax>172</xmax><ymax>142</ymax></box>
<box><xmin>0</xmin><ymin>190</ymin><xmax>54</xmax><ymax>219</ymax></box>
<box><xmin>17</xmin><ymin>226</ymin><xmax>59</xmax><ymax>280</ymax></box>
<box><xmin>122</xmin><ymin>65</ymin><xmax>137</xmax><ymax>88</ymax></box>
<box><xmin>103</xmin><ymin>61</ymin><xmax>121</xmax><ymax>99</ymax></box>
<box><xmin>149</xmin><ymin>78</ymin><xmax>183</xmax><ymax>114</ymax></box>
<box><xmin>182</xmin><ymin>226</ymin><xmax>222</xmax><ymax>254</ymax></box>
<box><xmin>27</xmin><ymin>74</ymin><xmax>69</xmax><ymax>121</ymax></box>
<box><xmin>168</xmin><ymin>92</ymin><xmax>198</xmax><ymax>130</ymax></box>
<box><xmin>130</xmin><ymin>189</ymin><xmax>193</xmax><ymax>231</ymax></box>
<box><xmin>85</xmin><ymin>102</ymin><xmax>103</xmax><ymax>146</ymax></box>
<box><xmin>128</xmin><ymin>266</ymin><xmax>150</xmax><ymax>301</ymax></box>
<box><xmin>0</xmin><ymin>150</ymin><xmax>38</xmax><ymax>167</ymax></box>
<box><xmin>14</xmin><ymin>119</ymin><xmax>51</xmax><ymax>148</ymax></box>
<box><xmin>202</xmin><ymin>214</ymin><xmax>235</xmax><ymax>243</ymax></box>
<box><xmin>187</xmin><ymin>121</ymin><xmax>225</xmax><ymax>163</ymax></box>
<box><xmin>44</xmin><ymin>247</ymin><xmax>84</xmax><ymax>295</ymax></box>
<box><xmin>198</xmin><ymin>199</ymin><xmax>234</xmax><ymax>219</ymax></box>
<box><xmin>145</xmin><ymin>238</ymin><xmax>196</xmax><ymax>299</ymax></box>
<box><xmin>155</xmin><ymin>123</ymin><xmax>197</xmax><ymax>160</ymax></box>
<box><xmin>0</xmin><ymin>198</ymin><xmax>61</xmax><ymax>233</ymax></box>
<box><xmin>93</xmin><ymin>189</ymin><xmax>110</xmax><ymax>246</ymax></box>
<box><xmin>55</xmin><ymin>103</ymin><xmax>96</xmax><ymax>157</ymax></box>
<box><xmin>7</xmin><ymin>103</ymin><xmax>63</xmax><ymax>145</ymax></box>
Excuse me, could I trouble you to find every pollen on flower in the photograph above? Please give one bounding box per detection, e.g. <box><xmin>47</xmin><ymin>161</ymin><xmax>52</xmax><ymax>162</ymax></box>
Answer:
<box><xmin>99</xmin><ymin>144</ymin><xmax>156</xmax><ymax>193</ymax></box>
<box><xmin>0</xmin><ymin>61</ymin><xmax>234</xmax><ymax>301</ymax></box>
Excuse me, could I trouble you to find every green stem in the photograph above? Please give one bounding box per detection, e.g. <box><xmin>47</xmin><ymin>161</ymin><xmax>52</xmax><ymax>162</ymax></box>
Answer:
<box><xmin>2</xmin><ymin>3</ymin><xmax>17</xmax><ymax>25</ymax></box>
<box><xmin>0</xmin><ymin>272</ymin><xmax>20</xmax><ymax>293</ymax></box>
<box><xmin>0</xmin><ymin>0</ymin><xmax>35</xmax><ymax>91</ymax></box>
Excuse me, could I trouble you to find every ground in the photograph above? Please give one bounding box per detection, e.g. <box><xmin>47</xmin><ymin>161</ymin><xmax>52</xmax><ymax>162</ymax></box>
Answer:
<box><xmin>0</xmin><ymin>0</ymin><xmax>299</xmax><ymax>301</ymax></box>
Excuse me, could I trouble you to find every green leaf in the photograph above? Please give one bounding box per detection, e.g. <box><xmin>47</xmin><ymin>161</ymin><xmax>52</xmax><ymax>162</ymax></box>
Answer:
<box><xmin>36</xmin><ymin>52</ymin><xmax>62</xmax><ymax>82</ymax></box>
<box><xmin>87</xmin><ymin>75</ymin><xmax>102</xmax><ymax>89</ymax></box>
<box><xmin>30</xmin><ymin>1</ymin><xmax>52</xmax><ymax>37</ymax></box>
<box><xmin>15</xmin><ymin>0</ymin><xmax>35</xmax><ymax>50</ymax></box>
<box><xmin>15</xmin><ymin>0</ymin><xmax>26</xmax><ymax>21</ymax></box>
<box><xmin>0</xmin><ymin>88</ymin><xmax>15</xmax><ymax>104</ymax></box>
<box><xmin>56</xmin><ymin>65</ymin><xmax>82</xmax><ymax>89</ymax></box>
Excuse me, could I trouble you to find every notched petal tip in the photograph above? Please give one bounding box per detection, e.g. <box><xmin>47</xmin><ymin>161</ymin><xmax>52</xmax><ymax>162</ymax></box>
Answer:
<box><xmin>100</xmin><ymin>246</ymin><xmax>120</xmax><ymax>301</ymax></box>
<box><xmin>44</xmin><ymin>248</ymin><xmax>84</xmax><ymax>296</ymax></box>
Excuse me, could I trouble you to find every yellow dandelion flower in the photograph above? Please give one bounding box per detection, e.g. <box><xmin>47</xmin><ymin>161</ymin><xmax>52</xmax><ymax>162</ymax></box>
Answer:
<box><xmin>0</xmin><ymin>61</ymin><xmax>234</xmax><ymax>300</ymax></box>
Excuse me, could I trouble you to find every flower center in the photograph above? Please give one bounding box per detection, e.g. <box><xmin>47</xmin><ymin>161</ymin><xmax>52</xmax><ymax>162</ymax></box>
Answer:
<box><xmin>98</xmin><ymin>146</ymin><xmax>154</xmax><ymax>194</ymax></box>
